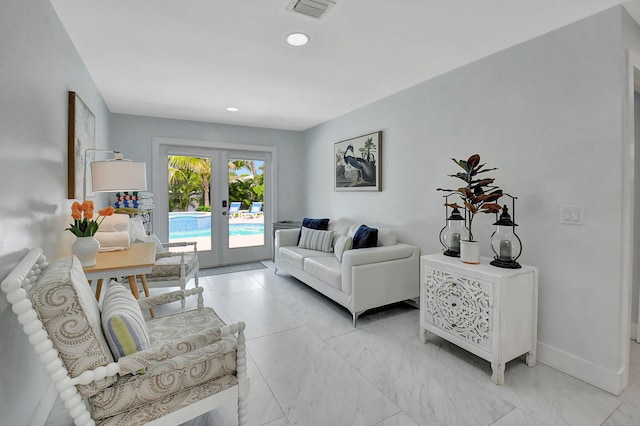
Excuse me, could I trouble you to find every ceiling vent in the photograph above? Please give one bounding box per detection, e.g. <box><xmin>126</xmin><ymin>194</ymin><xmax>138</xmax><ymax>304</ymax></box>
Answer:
<box><xmin>286</xmin><ymin>0</ymin><xmax>336</xmax><ymax>20</ymax></box>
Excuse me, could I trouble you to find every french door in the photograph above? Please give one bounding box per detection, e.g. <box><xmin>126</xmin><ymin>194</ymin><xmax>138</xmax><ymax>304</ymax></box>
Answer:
<box><xmin>153</xmin><ymin>140</ymin><xmax>273</xmax><ymax>268</ymax></box>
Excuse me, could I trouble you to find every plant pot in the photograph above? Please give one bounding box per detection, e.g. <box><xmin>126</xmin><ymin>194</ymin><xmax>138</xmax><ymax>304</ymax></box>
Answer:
<box><xmin>460</xmin><ymin>240</ymin><xmax>481</xmax><ymax>265</ymax></box>
<box><xmin>71</xmin><ymin>236</ymin><xmax>100</xmax><ymax>267</ymax></box>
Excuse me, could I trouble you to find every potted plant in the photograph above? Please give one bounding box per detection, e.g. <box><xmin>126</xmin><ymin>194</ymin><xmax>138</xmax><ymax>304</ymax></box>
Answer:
<box><xmin>66</xmin><ymin>201</ymin><xmax>115</xmax><ymax>267</ymax></box>
<box><xmin>437</xmin><ymin>154</ymin><xmax>502</xmax><ymax>264</ymax></box>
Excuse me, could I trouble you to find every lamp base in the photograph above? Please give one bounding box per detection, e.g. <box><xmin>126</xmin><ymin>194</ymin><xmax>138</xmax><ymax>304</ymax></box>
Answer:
<box><xmin>442</xmin><ymin>250</ymin><xmax>460</xmax><ymax>258</ymax></box>
<box><xmin>490</xmin><ymin>258</ymin><xmax>522</xmax><ymax>269</ymax></box>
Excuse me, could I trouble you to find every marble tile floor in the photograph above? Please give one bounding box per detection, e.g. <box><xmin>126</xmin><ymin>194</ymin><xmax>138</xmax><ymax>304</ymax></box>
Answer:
<box><xmin>46</xmin><ymin>261</ymin><xmax>640</xmax><ymax>426</ymax></box>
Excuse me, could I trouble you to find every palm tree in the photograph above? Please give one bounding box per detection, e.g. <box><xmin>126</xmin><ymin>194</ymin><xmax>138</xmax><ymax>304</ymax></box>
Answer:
<box><xmin>228</xmin><ymin>160</ymin><xmax>264</xmax><ymax>209</ymax></box>
<box><xmin>169</xmin><ymin>156</ymin><xmax>212</xmax><ymax>207</ymax></box>
<box><xmin>228</xmin><ymin>159</ymin><xmax>257</xmax><ymax>181</ymax></box>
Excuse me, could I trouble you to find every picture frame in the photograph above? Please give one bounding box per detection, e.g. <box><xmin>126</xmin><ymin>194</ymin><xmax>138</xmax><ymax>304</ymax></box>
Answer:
<box><xmin>67</xmin><ymin>91</ymin><xmax>95</xmax><ymax>199</ymax></box>
<box><xmin>334</xmin><ymin>131</ymin><xmax>382</xmax><ymax>191</ymax></box>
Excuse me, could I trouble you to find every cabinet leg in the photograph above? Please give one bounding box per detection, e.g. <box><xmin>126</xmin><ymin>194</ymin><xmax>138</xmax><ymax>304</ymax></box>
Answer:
<box><xmin>420</xmin><ymin>328</ymin><xmax>429</xmax><ymax>344</ymax></box>
<box><xmin>491</xmin><ymin>362</ymin><xmax>505</xmax><ymax>385</ymax></box>
<box><xmin>526</xmin><ymin>350</ymin><xmax>537</xmax><ymax>367</ymax></box>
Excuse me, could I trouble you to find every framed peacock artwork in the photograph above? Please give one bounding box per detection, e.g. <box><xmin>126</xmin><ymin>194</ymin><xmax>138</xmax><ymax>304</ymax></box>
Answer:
<box><xmin>334</xmin><ymin>131</ymin><xmax>382</xmax><ymax>191</ymax></box>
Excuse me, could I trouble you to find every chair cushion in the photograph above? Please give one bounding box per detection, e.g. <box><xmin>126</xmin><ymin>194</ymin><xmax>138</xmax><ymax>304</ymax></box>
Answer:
<box><xmin>89</xmin><ymin>340</ymin><xmax>238</xmax><ymax>420</ymax></box>
<box><xmin>353</xmin><ymin>224</ymin><xmax>379</xmax><ymax>249</ymax></box>
<box><xmin>147</xmin><ymin>252</ymin><xmax>198</xmax><ymax>279</ymax></box>
<box><xmin>146</xmin><ymin>307</ymin><xmax>226</xmax><ymax>345</ymax></box>
<box><xmin>94</xmin><ymin>375</ymin><xmax>238</xmax><ymax>426</ymax></box>
<box><xmin>90</xmin><ymin>307</ymin><xmax>235</xmax><ymax>420</ymax></box>
<box><xmin>101</xmin><ymin>282</ymin><xmax>150</xmax><ymax>360</ymax></box>
<box><xmin>334</xmin><ymin>235</ymin><xmax>353</xmax><ymax>262</ymax></box>
<box><xmin>298</xmin><ymin>227</ymin><xmax>333</xmax><ymax>253</ymax></box>
<box><xmin>31</xmin><ymin>256</ymin><xmax>116</xmax><ymax>396</ymax></box>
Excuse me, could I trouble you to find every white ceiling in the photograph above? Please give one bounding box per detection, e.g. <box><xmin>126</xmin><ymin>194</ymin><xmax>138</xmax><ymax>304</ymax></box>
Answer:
<box><xmin>51</xmin><ymin>0</ymin><xmax>632</xmax><ymax>131</ymax></box>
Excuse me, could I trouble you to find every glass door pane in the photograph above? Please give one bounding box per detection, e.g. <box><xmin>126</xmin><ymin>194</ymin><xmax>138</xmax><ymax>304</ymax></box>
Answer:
<box><xmin>218</xmin><ymin>151</ymin><xmax>271</xmax><ymax>265</ymax></box>
<box><xmin>167</xmin><ymin>155</ymin><xmax>213</xmax><ymax>253</ymax></box>
<box><xmin>227</xmin><ymin>157</ymin><xmax>265</xmax><ymax>249</ymax></box>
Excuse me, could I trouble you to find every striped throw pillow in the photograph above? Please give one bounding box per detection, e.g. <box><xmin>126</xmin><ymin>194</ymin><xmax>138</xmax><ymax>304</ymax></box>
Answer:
<box><xmin>298</xmin><ymin>227</ymin><xmax>334</xmax><ymax>253</ymax></box>
<box><xmin>334</xmin><ymin>235</ymin><xmax>353</xmax><ymax>262</ymax></box>
<box><xmin>101</xmin><ymin>281</ymin><xmax>150</xmax><ymax>361</ymax></box>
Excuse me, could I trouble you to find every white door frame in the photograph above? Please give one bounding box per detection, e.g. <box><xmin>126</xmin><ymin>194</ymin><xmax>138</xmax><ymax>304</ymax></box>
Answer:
<box><xmin>620</xmin><ymin>49</ymin><xmax>640</xmax><ymax>395</ymax></box>
<box><xmin>152</xmin><ymin>137</ymin><xmax>277</xmax><ymax>266</ymax></box>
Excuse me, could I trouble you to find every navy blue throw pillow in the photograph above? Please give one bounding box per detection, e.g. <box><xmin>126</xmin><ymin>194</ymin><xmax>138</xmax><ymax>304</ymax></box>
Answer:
<box><xmin>352</xmin><ymin>225</ymin><xmax>378</xmax><ymax>249</ymax></box>
<box><xmin>297</xmin><ymin>218</ymin><xmax>330</xmax><ymax>244</ymax></box>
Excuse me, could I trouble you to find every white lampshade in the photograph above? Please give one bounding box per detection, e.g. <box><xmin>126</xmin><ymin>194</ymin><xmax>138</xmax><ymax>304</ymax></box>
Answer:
<box><xmin>91</xmin><ymin>160</ymin><xmax>147</xmax><ymax>192</ymax></box>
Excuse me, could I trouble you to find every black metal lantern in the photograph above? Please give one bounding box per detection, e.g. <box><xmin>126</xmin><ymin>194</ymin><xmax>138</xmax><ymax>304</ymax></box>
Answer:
<box><xmin>490</xmin><ymin>194</ymin><xmax>522</xmax><ymax>269</ymax></box>
<box><xmin>439</xmin><ymin>194</ymin><xmax>467</xmax><ymax>257</ymax></box>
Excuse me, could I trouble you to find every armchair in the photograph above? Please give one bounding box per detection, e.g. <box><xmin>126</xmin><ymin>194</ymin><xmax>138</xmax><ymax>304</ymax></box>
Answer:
<box><xmin>142</xmin><ymin>236</ymin><xmax>200</xmax><ymax>308</ymax></box>
<box><xmin>1</xmin><ymin>249</ymin><xmax>249</xmax><ymax>426</ymax></box>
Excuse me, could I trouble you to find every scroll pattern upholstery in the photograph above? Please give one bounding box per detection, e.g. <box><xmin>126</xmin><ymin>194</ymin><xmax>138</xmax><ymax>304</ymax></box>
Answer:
<box><xmin>147</xmin><ymin>252</ymin><xmax>198</xmax><ymax>278</ymax></box>
<box><xmin>30</xmin><ymin>256</ymin><xmax>117</xmax><ymax>396</ymax></box>
<box><xmin>95</xmin><ymin>375</ymin><xmax>238</xmax><ymax>426</ymax></box>
<box><xmin>89</xmin><ymin>340</ymin><xmax>237</xmax><ymax>419</ymax></box>
<box><xmin>3</xmin><ymin>249</ymin><xmax>249</xmax><ymax>426</ymax></box>
<box><xmin>146</xmin><ymin>307</ymin><xmax>226</xmax><ymax>344</ymax></box>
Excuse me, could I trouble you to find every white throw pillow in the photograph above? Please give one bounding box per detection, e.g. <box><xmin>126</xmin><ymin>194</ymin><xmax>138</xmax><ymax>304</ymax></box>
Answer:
<box><xmin>128</xmin><ymin>216</ymin><xmax>147</xmax><ymax>242</ymax></box>
<box><xmin>298</xmin><ymin>227</ymin><xmax>334</xmax><ymax>253</ymax></box>
<box><xmin>334</xmin><ymin>235</ymin><xmax>353</xmax><ymax>262</ymax></box>
<box><xmin>143</xmin><ymin>234</ymin><xmax>167</xmax><ymax>253</ymax></box>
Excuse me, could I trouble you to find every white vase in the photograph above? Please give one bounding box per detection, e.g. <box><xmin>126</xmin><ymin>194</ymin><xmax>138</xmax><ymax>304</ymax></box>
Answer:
<box><xmin>460</xmin><ymin>240</ymin><xmax>481</xmax><ymax>264</ymax></box>
<box><xmin>71</xmin><ymin>236</ymin><xmax>100</xmax><ymax>267</ymax></box>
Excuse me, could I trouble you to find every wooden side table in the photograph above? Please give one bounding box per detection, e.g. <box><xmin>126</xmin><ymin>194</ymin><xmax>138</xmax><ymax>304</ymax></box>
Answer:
<box><xmin>420</xmin><ymin>253</ymin><xmax>538</xmax><ymax>385</ymax></box>
<box><xmin>83</xmin><ymin>242</ymin><xmax>157</xmax><ymax>316</ymax></box>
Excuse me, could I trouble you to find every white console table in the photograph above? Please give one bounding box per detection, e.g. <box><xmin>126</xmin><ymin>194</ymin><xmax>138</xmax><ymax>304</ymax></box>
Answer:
<box><xmin>420</xmin><ymin>253</ymin><xmax>538</xmax><ymax>385</ymax></box>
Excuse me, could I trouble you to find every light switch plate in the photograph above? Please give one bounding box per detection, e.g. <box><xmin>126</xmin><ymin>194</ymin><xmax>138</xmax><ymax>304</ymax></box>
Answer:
<box><xmin>561</xmin><ymin>205</ymin><xmax>584</xmax><ymax>225</ymax></box>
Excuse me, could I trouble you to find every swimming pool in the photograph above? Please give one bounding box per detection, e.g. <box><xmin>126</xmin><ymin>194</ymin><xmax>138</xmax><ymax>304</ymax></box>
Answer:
<box><xmin>169</xmin><ymin>212</ymin><xmax>264</xmax><ymax>239</ymax></box>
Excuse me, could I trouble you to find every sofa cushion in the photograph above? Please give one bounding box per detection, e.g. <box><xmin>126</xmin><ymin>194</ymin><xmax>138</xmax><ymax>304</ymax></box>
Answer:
<box><xmin>303</xmin><ymin>257</ymin><xmax>342</xmax><ymax>290</ymax></box>
<box><xmin>298</xmin><ymin>227</ymin><xmax>334</xmax><ymax>253</ymax></box>
<box><xmin>353</xmin><ymin>224</ymin><xmax>379</xmax><ymax>249</ymax></box>
<box><xmin>377</xmin><ymin>229</ymin><xmax>398</xmax><ymax>246</ymax></box>
<box><xmin>298</xmin><ymin>217</ymin><xmax>330</xmax><ymax>243</ymax></box>
<box><xmin>334</xmin><ymin>235</ymin><xmax>353</xmax><ymax>262</ymax></box>
<box><xmin>31</xmin><ymin>256</ymin><xmax>116</xmax><ymax>396</ymax></box>
<box><xmin>279</xmin><ymin>246</ymin><xmax>333</xmax><ymax>269</ymax></box>
<box><xmin>328</xmin><ymin>220</ymin><xmax>352</xmax><ymax>237</ymax></box>
<box><xmin>101</xmin><ymin>282</ymin><xmax>151</xmax><ymax>360</ymax></box>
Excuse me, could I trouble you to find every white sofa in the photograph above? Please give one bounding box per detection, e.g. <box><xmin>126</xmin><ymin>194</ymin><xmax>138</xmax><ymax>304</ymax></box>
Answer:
<box><xmin>274</xmin><ymin>220</ymin><xmax>420</xmax><ymax>326</ymax></box>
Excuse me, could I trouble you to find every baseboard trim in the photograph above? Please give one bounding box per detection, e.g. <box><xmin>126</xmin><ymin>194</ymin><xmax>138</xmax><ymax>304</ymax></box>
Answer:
<box><xmin>28</xmin><ymin>380</ymin><xmax>57</xmax><ymax>426</ymax></box>
<box><xmin>537</xmin><ymin>341</ymin><xmax>625</xmax><ymax>395</ymax></box>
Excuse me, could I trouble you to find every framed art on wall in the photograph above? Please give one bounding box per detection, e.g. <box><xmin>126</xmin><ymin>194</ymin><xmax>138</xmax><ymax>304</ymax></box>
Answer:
<box><xmin>334</xmin><ymin>131</ymin><xmax>382</xmax><ymax>191</ymax></box>
<box><xmin>67</xmin><ymin>91</ymin><xmax>95</xmax><ymax>199</ymax></box>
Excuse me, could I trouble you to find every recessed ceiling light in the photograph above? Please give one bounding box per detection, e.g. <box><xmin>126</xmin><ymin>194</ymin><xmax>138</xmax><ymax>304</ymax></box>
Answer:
<box><xmin>226</xmin><ymin>107</ymin><xmax>239</xmax><ymax>112</ymax></box>
<box><xmin>286</xmin><ymin>32</ymin><xmax>310</xmax><ymax>47</ymax></box>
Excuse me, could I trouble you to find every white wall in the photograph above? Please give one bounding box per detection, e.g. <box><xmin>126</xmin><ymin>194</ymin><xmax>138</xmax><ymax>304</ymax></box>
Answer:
<box><xmin>0</xmin><ymin>0</ymin><xmax>111</xmax><ymax>423</ymax></box>
<box><xmin>109</xmin><ymin>114</ymin><xmax>305</xmax><ymax>223</ymax></box>
<box><xmin>303</xmin><ymin>7</ymin><xmax>628</xmax><ymax>393</ymax></box>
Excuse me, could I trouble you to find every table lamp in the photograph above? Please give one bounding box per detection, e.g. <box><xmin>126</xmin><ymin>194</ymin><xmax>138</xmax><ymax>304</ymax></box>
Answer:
<box><xmin>83</xmin><ymin>149</ymin><xmax>147</xmax><ymax>200</ymax></box>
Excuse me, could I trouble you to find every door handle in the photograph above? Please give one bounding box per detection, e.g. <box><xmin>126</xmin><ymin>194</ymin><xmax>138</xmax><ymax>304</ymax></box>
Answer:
<box><xmin>222</xmin><ymin>211</ymin><xmax>227</xmax><ymax>215</ymax></box>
